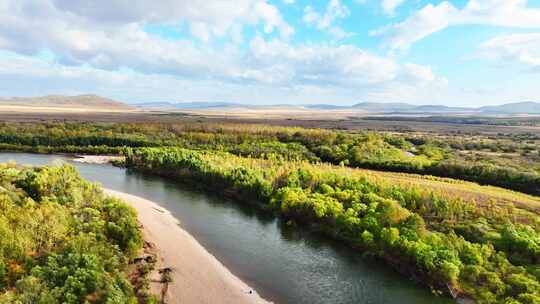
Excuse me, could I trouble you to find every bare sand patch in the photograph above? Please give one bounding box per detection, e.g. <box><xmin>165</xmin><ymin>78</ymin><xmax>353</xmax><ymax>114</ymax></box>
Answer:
<box><xmin>72</xmin><ymin>155</ymin><xmax>124</xmax><ymax>164</ymax></box>
<box><xmin>103</xmin><ymin>189</ymin><xmax>270</xmax><ymax>304</ymax></box>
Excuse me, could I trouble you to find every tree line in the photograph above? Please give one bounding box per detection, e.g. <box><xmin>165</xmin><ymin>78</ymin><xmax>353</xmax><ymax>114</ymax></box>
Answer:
<box><xmin>0</xmin><ymin>163</ymin><xmax>151</xmax><ymax>303</ymax></box>
<box><xmin>123</xmin><ymin>147</ymin><xmax>540</xmax><ymax>303</ymax></box>
<box><xmin>0</xmin><ymin>122</ymin><xmax>538</xmax><ymax>195</ymax></box>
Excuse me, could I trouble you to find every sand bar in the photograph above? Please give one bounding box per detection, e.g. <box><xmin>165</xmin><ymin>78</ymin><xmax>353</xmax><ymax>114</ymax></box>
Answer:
<box><xmin>103</xmin><ymin>189</ymin><xmax>270</xmax><ymax>304</ymax></box>
<box><xmin>72</xmin><ymin>155</ymin><xmax>124</xmax><ymax>164</ymax></box>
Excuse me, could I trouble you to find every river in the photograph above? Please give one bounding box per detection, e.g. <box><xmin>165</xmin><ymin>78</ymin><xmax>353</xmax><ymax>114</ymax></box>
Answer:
<box><xmin>0</xmin><ymin>153</ymin><xmax>451</xmax><ymax>304</ymax></box>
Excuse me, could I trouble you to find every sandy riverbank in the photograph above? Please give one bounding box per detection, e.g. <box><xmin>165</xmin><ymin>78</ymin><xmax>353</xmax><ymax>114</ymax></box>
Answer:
<box><xmin>103</xmin><ymin>189</ymin><xmax>270</xmax><ymax>304</ymax></box>
<box><xmin>72</xmin><ymin>155</ymin><xmax>124</xmax><ymax>164</ymax></box>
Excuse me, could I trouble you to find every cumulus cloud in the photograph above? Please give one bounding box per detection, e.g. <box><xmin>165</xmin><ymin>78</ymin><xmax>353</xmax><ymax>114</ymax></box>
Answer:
<box><xmin>247</xmin><ymin>36</ymin><xmax>446</xmax><ymax>89</ymax></box>
<box><xmin>0</xmin><ymin>51</ymin><xmax>249</xmax><ymax>102</ymax></box>
<box><xmin>303</xmin><ymin>0</ymin><xmax>349</xmax><ymax>30</ymax></box>
<box><xmin>0</xmin><ymin>50</ymin><xmax>449</xmax><ymax>104</ymax></box>
<box><xmin>319</xmin><ymin>0</ymin><xmax>350</xmax><ymax>29</ymax></box>
<box><xmin>303</xmin><ymin>6</ymin><xmax>321</xmax><ymax>25</ymax></box>
<box><xmin>381</xmin><ymin>0</ymin><xmax>406</xmax><ymax>16</ymax></box>
<box><xmin>302</xmin><ymin>0</ymin><xmax>353</xmax><ymax>39</ymax></box>
<box><xmin>372</xmin><ymin>0</ymin><xmax>540</xmax><ymax>51</ymax></box>
<box><xmin>2</xmin><ymin>0</ymin><xmax>411</xmax><ymax>89</ymax></box>
<box><xmin>480</xmin><ymin>33</ymin><xmax>540</xmax><ymax>71</ymax></box>
<box><xmin>2</xmin><ymin>0</ymin><xmax>293</xmax><ymax>47</ymax></box>
<box><xmin>0</xmin><ymin>0</ymin><xmax>448</xmax><ymax>104</ymax></box>
<box><xmin>0</xmin><ymin>0</ymin><xmax>295</xmax><ymax>81</ymax></box>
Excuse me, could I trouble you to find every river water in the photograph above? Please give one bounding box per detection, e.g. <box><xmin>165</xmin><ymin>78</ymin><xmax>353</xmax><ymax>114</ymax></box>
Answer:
<box><xmin>0</xmin><ymin>153</ymin><xmax>451</xmax><ymax>304</ymax></box>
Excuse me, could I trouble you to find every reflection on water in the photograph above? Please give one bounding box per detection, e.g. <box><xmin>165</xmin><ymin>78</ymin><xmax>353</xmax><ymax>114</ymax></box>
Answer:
<box><xmin>0</xmin><ymin>153</ymin><xmax>452</xmax><ymax>304</ymax></box>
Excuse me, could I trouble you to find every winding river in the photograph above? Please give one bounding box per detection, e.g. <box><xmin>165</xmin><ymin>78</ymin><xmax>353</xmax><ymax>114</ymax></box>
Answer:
<box><xmin>0</xmin><ymin>153</ymin><xmax>451</xmax><ymax>304</ymax></box>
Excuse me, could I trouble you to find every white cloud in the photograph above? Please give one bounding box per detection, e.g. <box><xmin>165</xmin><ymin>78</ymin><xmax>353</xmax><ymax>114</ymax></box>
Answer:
<box><xmin>381</xmin><ymin>0</ymin><xmax>406</xmax><ymax>16</ymax></box>
<box><xmin>480</xmin><ymin>33</ymin><xmax>540</xmax><ymax>70</ymax></box>
<box><xmin>254</xmin><ymin>1</ymin><xmax>294</xmax><ymax>37</ymax></box>
<box><xmin>327</xmin><ymin>26</ymin><xmax>356</xmax><ymax>40</ymax></box>
<box><xmin>3</xmin><ymin>0</ymin><xmax>294</xmax><ymax>46</ymax></box>
<box><xmin>247</xmin><ymin>36</ymin><xmax>446</xmax><ymax>89</ymax></box>
<box><xmin>0</xmin><ymin>52</ymin><xmax>246</xmax><ymax>103</ymax></box>
<box><xmin>302</xmin><ymin>0</ymin><xmax>353</xmax><ymax>40</ymax></box>
<box><xmin>0</xmin><ymin>49</ymin><xmax>449</xmax><ymax>104</ymax></box>
<box><xmin>319</xmin><ymin>0</ymin><xmax>350</xmax><ymax>29</ymax></box>
<box><xmin>303</xmin><ymin>6</ymin><xmax>321</xmax><ymax>25</ymax></box>
<box><xmin>303</xmin><ymin>0</ymin><xmax>350</xmax><ymax>30</ymax></box>
<box><xmin>0</xmin><ymin>31</ymin><xmax>447</xmax><ymax>103</ymax></box>
<box><xmin>0</xmin><ymin>0</ymin><xmax>296</xmax><ymax>82</ymax></box>
<box><xmin>372</xmin><ymin>0</ymin><xmax>540</xmax><ymax>51</ymax></box>
<box><xmin>0</xmin><ymin>0</ymin><xmax>449</xmax><ymax>104</ymax></box>
<box><xmin>370</xmin><ymin>2</ymin><xmax>456</xmax><ymax>51</ymax></box>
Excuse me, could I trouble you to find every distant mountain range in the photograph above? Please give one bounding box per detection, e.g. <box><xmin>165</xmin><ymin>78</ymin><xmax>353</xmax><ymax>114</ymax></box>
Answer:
<box><xmin>135</xmin><ymin>101</ymin><xmax>244</xmax><ymax>109</ymax></box>
<box><xmin>348</xmin><ymin>102</ymin><xmax>474</xmax><ymax>113</ymax></box>
<box><xmin>349</xmin><ymin>101</ymin><xmax>540</xmax><ymax>114</ymax></box>
<box><xmin>135</xmin><ymin>101</ymin><xmax>540</xmax><ymax>115</ymax></box>
<box><xmin>477</xmin><ymin>102</ymin><xmax>540</xmax><ymax>114</ymax></box>
<box><xmin>1</xmin><ymin>95</ymin><xmax>539</xmax><ymax>115</ymax></box>
<box><xmin>0</xmin><ymin>94</ymin><xmax>133</xmax><ymax>110</ymax></box>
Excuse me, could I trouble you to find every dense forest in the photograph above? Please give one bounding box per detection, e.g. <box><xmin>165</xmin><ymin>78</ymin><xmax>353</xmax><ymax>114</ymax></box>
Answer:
<box><xmin>122</xmin><ymin>147</ymin><xmax>540</xmax><ymax>303</ymax></box>
<box><xmin>0</xmin><ymin>163</ymin><xmax>150</xmax><ymax>303</ymax></box>
<box><xmin>0</xmin><ymin>122</ymin><xmax>538</xmax><ymax>195</ymax></box>
<box><xmin>0</xmin><ymin>120</ymin><xmax>539</xmax><ymax>302</ymax></box>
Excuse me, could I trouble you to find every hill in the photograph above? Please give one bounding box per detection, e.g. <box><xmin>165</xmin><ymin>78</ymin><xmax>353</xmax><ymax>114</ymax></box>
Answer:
<box><xmin>479</xmin><ymin>101</ymin><xmax>540</xmax><ymax>114</ymax></box>
<box><xmin>0</xmin><ymin>94</ymin><xmax>133</xmax><ymax>110</ymax></box>
<box><xmin>298</xmin><ymin>101</ymin><xmax>540</xmax><ymax>114</ymax></box>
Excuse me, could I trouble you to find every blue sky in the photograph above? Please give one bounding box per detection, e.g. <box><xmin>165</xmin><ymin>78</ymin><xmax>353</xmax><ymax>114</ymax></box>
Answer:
<box><xmin>1</xmin><ymin>0</ymin><xmax>540</xmax><ymax>106</ymax></box>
